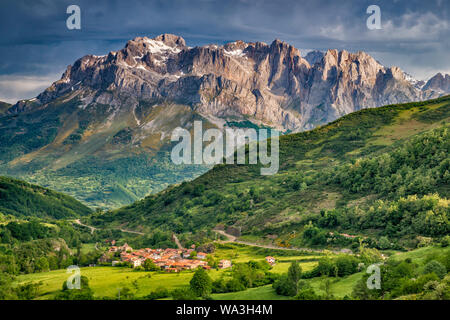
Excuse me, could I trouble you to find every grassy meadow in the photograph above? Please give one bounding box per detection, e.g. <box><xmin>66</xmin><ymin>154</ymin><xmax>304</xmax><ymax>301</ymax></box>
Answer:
<box><xmin>15</xmin><ymin>243</ymin><xmax>325</xmax><ymax>299</ymax></box>
<box><xmin>12</xmin><ymin>241</ymin><xmax>450</xmax><ymax>300</ymax></box>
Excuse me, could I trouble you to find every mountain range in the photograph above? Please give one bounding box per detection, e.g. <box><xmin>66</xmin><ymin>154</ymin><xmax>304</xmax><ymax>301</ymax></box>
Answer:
<box><xmin>1</xmin><ymin>34</ymin><xmax>449</xmax><ymax>209</ymax></box>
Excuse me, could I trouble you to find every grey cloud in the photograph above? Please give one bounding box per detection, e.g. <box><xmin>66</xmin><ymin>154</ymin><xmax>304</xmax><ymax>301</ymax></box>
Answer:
<box><xmin>0</xmin><ymin>0</ymin><xmax>448</xmax><ymax>102</ymax></box>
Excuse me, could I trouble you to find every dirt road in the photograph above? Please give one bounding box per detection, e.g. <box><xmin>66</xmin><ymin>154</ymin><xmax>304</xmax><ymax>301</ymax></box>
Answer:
<box><xmin>74</xmin><ymin>219</ymin><xmax>96</xmax><ymax>234</ymax></box>
<box><xmin>212</xmin><ymin>229</ymin><xmax>345</xmax><ymax>254</ymax></box>
<box><xmin>73</xmin><ymin>219</ymin><xmax>144</xmax><ymax>236</ymax></box>
<box><xmin>172</xmin><ymin>234</ymin><xmax>183</xmax><ymax>249</ymax></box>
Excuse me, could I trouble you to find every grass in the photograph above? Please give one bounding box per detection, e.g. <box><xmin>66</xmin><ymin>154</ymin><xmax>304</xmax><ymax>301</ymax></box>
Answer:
<box><xmin>16</xmin><ymin>267</ymin><xmax>224</xmax><ymax>299</ymax></box>
<box><xmin>389</xmin><ymin>246</ymin><xmax>450</xmax><ymax>265</ymax></box>
<box><xmin>80</xmin><ymin>243</ymin><xmax>97</xmax><ymax>254</ymax></box>
<box><xmin>212</xmin><ymin>285</ymin><xmax>290</xmax><ymax>300</ymax></box>
<box><xmin>270</xmin><ymin>261</ymin><xmax>318</xmax><ymax>274</ymax></box>
<box><xmin>15</xmin><ymin>244</ymin><xmax>449</xmax><ymax>300</ymax></box>
<box><xmin>306</xmin><ymin>272</ymin><xmax>364</xmax><ymax>298</ymax></box>
<box><xmin>15</xmin><ymin>243</ymin><xmax>326</xmax><ymax>300</ymax></box>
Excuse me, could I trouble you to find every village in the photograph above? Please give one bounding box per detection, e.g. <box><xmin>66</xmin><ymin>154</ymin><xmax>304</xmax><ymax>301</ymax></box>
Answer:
<box><xmin>99</xmin><ymin>241</ymin><xmax>232</xmax><ymax>272</ymax></box>
<box><xmin>98</xmin><ymin>241</ymin><xmax>276</xmax><ymax>272</ymax></box>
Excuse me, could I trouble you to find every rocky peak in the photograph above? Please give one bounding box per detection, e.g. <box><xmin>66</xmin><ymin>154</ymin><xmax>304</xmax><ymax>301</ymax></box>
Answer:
<box><xmin>387</xmin><ymin>66</ymin><xmax>405</xmax><ymax>80</ymax></box>
<box><xmin>154</xmin><ymin>33</ymin><xmax>186</xmax><ymax>47</ymax></box>
<box><xmin>14</xmin><ymin>34</ymin><xmax>449</xmax><ymax>132</ymax></box>
<box><xmin>304</xmin><ymin>50</ymin><xmax>324</xmax><ymax>66</ymax></box>
<box><xmin>423</xmin><ymin>73</ymin><xmax>450</xmax><ymax>93</ymax></box>
<box><xmin>223</xmin><ymin>40</ymin><xmax>248</xmax><ymax>53</ymax></box>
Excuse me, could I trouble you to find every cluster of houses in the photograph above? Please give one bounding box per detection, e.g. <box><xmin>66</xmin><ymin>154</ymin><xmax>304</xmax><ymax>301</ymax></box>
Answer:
<box><xmin>100</xmin><ymin>242</ymin><xmax>276</xmax><ymax>272</ymax></box>
<box><xmin>101</xmin><ymin>242</ymin><xmax>233</xmax><ymax>272</ymax></box>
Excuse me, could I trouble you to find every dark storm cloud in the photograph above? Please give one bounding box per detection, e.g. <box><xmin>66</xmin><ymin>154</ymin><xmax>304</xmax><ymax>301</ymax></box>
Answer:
<box><xmin>0</xmin><ymin>0</ymin><xmax>448</xmax><ymax>102</ymax></box>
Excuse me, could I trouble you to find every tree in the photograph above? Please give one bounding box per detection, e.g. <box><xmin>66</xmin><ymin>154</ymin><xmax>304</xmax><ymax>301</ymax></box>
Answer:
<box><xmin>190</xmin><ymin>268</ymin><xmax>212</xmax><ymax>297</ymax></box>
<box><xmin>287</xmin><ymin>261</ymin><xmax>302</xmax><ymax>295</ymax></box>
<box><xmin>295</xmin><ymin>287</ymin><xmax>321</xmax><ymax>300</ymax></box>
<box><xmin>118</xmin><ymin>286</ymin><xmax>135</xmax><ymax>300</ymax></box>
<box><xmin>321</xmin><ymin>279</ymin><xmax>333</xmax><ymax>299</ymax></box>
<box><xmin>378</xmin><ymin>236</ymin><xmax>391</xmax><ymax>250</ymax></box>
<box><xmin>56</xmin><ymin>276</ymin><xmax>93</xmax><ymax>300</ymax></box>
<box><xmin>273</xmin><ymin>275</ymin><xmax>296</xmax><ymax>296</ymax></box>
<box><xmin>143</xmin><ymin>259</ymin><xmax>159</xmax><ymax>271</ymax></box>
<box><xmin>423</xmin><ymin>260</ymin><xmax>447</xmax><ymax>279</ymax></box>
<box><xmin>335</xmin><ymin>255</ymin><xmax>359</xmax><ymax>277</ymax></box>
<box><xmin>146</xmin><ymin>287</ymin><xmax>169</xmax><ymax>300</ymax></box>
<box><xmin>0</xmin><ymin>273</ymin><xmax>18</xmax><ymax>299</ymax></box>
<box><xmin>35</xmin><ymin>257</ymin><xmax>49</xmax><ymax>272</ymax></box>
<box><xmin>316</xmin><ymin>257</ymin><xmax>336</xmax><ymax>277</ymax></box>
<box><xmin>16</xmin><ymin>282</ymin><xmax>42</xmax><ymax>300</ymax></box>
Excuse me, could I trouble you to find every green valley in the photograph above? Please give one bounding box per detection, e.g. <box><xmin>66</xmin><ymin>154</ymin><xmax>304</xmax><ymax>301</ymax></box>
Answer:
<box><xmin>88</xmin><ymin>95</ymin><xmax>450</xmax><ymax>251</ymax></box>
<box><xmin>0</xmin><ymin>94</ymin><xmax>210</xmax><ymax>209</ymax></box>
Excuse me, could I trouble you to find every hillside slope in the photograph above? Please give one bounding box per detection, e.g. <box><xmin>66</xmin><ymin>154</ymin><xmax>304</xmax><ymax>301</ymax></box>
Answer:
<box><xmin>0</xmin><ymin>176</ymin><xmax>92</xmax><ymax>219</ymax></box>
<box><xmin>89</xmin><ymin>96</ymin><xmax>450</xmax><ymax>249</ymax></box>
<box><xmin>0</xmin><ymin>95</ymin><xmax>209</xmax><ymax>209</ymax></box>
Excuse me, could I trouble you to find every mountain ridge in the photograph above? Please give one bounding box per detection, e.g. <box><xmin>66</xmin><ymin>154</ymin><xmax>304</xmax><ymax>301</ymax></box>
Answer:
<box><xmin>8</xmin><ymin>34</ymin><xmax>449</xmax><ymax>131</ymax></box>
<box><xmin>1</xmin><ymin>34</ymin><xmax>449</xmax><ymax>209</ymax></box>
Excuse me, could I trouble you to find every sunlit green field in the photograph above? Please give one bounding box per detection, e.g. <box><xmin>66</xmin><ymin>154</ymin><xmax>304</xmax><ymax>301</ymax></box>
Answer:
<box><xmin>15</xmin><ymin>243</ymin><xmax>323</xmax><ymax>300</ymax></box>
<box><xmin>16</xmin><ymin>267</ymin><xmax>225</xmax><ymax>299</ymax></box>
<box><xmin>305</xmin><ymin>272</ymin><xmax>364</xmax><ymax>298</ymax></box>
<box><xmin>15</xmin><ymin>244</ymin><xmax>448</xmax><ymax>300</ymax></box>
<box><xmin>212</xmin><ymin>285</ymin><xmax>290</xmax><ymax>300</ymax></box>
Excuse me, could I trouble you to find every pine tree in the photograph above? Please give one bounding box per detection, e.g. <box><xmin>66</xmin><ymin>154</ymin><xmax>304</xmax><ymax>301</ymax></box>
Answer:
<box><xmin>287</xmin><ymin>261</ymin><xmax>302</xmax><ymax>295</ymax></box>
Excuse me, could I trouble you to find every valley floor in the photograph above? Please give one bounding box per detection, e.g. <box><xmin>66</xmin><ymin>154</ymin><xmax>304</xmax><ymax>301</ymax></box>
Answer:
<box><xmin>13</xmin><ymin>242</ymin><xmax>330</xmax><ymax>300</ymax></box>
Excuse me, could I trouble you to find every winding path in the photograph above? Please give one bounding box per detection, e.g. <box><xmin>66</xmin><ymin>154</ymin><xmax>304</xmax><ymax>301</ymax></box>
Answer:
<box><xmin>72</xmin><ymin>220</ymin><xmax>347</xmax><ymax>255</ymax></box>
<box><xmin>117</xmin><ymin>228</ymin><xmax>145</xmax><ymax>235</ymax></box>
<box><xmin>212</xmin><ymin>229</ymin><xmax>345</xmax><ymax>254</ymax></box>
<box><xmin>172</xmin><ymin>234</ymin><xmax>183</xmax><ymax>250</ymax></box>
<box><xmin>74</xmin><ymin>219</ymin><xmax>96</xmax><ymax>234</ymax></box>
<box><xmin>72</xmin><ymin>219</ymin><xmax>144</xmax><ymax>236</ymax></box>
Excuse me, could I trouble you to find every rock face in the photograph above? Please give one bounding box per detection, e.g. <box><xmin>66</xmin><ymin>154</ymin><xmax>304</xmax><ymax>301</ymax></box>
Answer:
<box><xmin>304</xmin><ymin>50</ymin><xmax>324</xmax><ymax>66</ymax></box>
<box><xmin>423</xmin><ymin>73</ymin><xmax>450</xmax><ymax>93</ymax></box>
<box><xmin>11</xmin><ymin>34</ymin><xmax>448</xmax><ymax>132</ymax></box>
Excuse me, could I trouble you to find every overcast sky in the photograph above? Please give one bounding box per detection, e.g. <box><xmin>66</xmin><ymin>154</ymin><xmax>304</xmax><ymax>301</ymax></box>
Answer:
<box><xmin>0</xmin><ymin>0</ymin><xmax>448</xmax><ymax>103</ymax></box>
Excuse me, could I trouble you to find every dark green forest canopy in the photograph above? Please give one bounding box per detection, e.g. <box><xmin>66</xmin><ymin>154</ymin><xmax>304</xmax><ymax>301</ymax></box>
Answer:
<box><xmin>0</xmin><ymin>176</ymin><xmax>92</xmax><ymax>219</ymax></box>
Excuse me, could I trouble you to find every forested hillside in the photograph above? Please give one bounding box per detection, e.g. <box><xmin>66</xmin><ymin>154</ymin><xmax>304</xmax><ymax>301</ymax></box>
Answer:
<box><xmin>0</xmin><ymin>176</ymin><xmax>92</xmax><ymax>219</ymax></box>
<box><xmin>88</xmin><ymin>96</ymin><xmax>450</xmax><ymax>250</ymax></box>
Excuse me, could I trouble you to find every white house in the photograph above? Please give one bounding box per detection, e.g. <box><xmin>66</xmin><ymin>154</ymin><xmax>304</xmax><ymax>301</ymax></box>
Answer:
<box><xmin>131</xmin><ymin>258</ymin><xmax>143</xmax><ymax>268</ymax></box>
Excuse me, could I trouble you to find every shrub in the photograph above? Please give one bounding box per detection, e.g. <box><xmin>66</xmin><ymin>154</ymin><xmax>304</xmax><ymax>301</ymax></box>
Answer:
<box><xmin>225</xmin><ymin>278</ymin><xmax>246</xmax><ymax>292</ymax></box>
<box><xmin>146</xmin><ymin>287</ymin><xmax>169</xmax><ymax>300</ymax></box>
<box><xmin>294</xmin><ymin>287</ymin><xmax>321</xmax><ymax>300</ymax></box>
<box><xmin>171</xmin><ymin>288</ymin><xmax>198</xmax><ymax>300</ymax></box>
<box><xmin>423</xmin><ymin>260</ymin><xmax>447</xmax><ymax>279</ymax></box>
